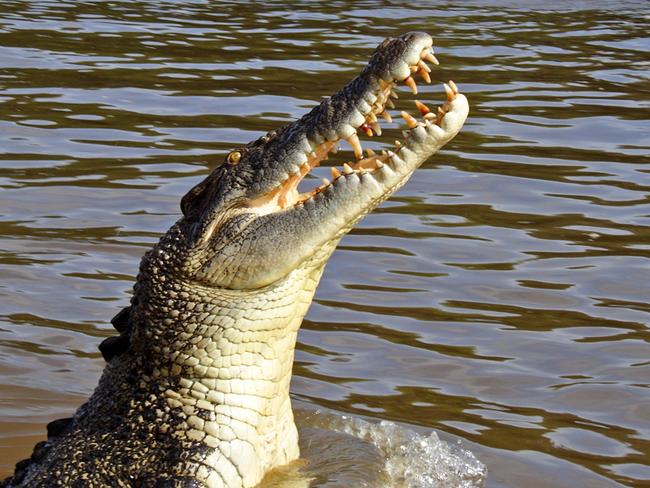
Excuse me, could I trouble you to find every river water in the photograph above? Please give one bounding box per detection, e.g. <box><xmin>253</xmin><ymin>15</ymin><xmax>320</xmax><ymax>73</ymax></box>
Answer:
<box><xmin>0</xmin><ymin>1</ymin><xmax>649</xmax><ymax>487</ymax></box>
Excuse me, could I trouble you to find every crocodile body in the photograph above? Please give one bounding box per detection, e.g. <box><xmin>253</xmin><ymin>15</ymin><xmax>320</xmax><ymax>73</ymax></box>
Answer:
<box><xmin>3</xmin><ymin>32</ymin><xmax>469</xmax><ymax>488</ymax></box>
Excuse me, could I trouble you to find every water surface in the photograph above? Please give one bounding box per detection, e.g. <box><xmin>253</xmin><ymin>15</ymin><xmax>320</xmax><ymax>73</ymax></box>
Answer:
<box><xmin>1</xmin><ymin>1</ymin><xmax>649</xmax><ymax>487</ymax></box>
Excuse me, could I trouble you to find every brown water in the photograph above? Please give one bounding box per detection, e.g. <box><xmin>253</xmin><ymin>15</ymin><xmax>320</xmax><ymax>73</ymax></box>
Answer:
<box><xmin>1</xmin><ymin>1</ymin><xmax>649</xmax><ymax>486</ymax></box>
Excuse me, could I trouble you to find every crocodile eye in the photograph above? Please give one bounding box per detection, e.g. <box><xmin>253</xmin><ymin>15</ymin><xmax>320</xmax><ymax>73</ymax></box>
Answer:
<box><xmin>227</xmin><ymin>151</ymin><xmax>241</xmax><ymax>165</ymax></box>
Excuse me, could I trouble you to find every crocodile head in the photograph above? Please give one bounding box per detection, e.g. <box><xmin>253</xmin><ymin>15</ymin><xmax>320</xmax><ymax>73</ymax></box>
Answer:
<box><xmin>177</xmin><ymin>31</ymin><xmax>469</xmax><ymax>290</ymax></box>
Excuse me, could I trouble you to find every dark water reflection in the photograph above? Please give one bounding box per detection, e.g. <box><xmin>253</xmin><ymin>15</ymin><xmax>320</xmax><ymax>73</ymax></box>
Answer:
<box><xmin>1</xmin><ymin>1</ymin><xmax>649</xmax><ymax>486</ymax></box>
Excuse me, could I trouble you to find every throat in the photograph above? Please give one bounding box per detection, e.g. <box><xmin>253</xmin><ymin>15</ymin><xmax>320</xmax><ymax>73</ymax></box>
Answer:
<box><xmin>126</xmin><ymin>265</ymin><xmax>324</xmax><ymax>486</ymax></box>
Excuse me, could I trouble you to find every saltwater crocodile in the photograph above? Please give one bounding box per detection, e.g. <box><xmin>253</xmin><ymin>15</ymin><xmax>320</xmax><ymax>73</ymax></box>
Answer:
<box><xmin>3</xmin><ymin>32</ymin><xmax>469</xmax><ymax>488</ymax></box>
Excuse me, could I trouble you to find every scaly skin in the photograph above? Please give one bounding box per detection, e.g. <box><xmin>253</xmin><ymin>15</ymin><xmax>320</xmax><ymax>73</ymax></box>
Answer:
<box><xmin>3</xmin><ymin>32</ymin><xmax>469</xmax><ymax>488</ymax></box>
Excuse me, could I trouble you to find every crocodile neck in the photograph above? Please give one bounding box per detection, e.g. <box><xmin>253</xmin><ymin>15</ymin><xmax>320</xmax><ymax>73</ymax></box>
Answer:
<box><xmin>98</xmin><ymin>224</ymin><xmax>332</xmax><ymax>486</ymax></box>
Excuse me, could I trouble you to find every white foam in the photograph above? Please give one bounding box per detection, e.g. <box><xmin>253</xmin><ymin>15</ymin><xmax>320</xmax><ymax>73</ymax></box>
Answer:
<box><xmin>294</xmin><ymin>408</ymin><xmax>487</xmax><ymax>488</ymax></box>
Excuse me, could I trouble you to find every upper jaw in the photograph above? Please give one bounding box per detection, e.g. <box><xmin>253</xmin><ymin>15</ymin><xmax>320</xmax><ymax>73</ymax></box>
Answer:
<box><xmin>245</xmin><ymin>31</ymin><xmax>467</xmax><ymax>214</ymax></box>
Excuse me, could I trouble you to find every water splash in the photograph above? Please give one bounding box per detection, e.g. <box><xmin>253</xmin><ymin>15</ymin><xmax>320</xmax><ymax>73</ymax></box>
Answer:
<box><xmin>292</xmin><ymin>408</ymin><xmax>487</xmax><ymax>488</ymax></box>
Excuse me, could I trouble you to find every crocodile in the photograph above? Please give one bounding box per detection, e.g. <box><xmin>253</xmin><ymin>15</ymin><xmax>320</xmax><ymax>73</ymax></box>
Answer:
<box><xmin>3</xmin><ymin>32</ymin><xmax>469</xmax><ymax>488</ymax></box>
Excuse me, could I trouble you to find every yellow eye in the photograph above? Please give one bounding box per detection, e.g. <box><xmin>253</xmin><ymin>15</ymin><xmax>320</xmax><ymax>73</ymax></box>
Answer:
<box><xmin>227</xmin><ymin>151</ymin><xmax>241</xmax><ymax>165</ymax></box>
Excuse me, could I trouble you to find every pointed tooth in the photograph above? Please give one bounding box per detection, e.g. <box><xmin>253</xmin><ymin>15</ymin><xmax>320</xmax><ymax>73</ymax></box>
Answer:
<box><xmin>449</xmin><ymin>80</ymin><xmax>459</xmax><ymax>94</ymax></box>
<box><xmin>438</xmin><ymin>106</ymin><xmax>446</xmax><ymax>115</ymax></box>
<box><xmin>347</xmin><ymin>132</ymin><xmax>363</xmax><ymax>159</ymax></box>
<box><xmin>418</xmin><ymin>60</ymin><xmax>431</xmax><ymax>73</ymax></box>
<box><xmin>376</xmin><ymin>160</ymin><xmax>384</xmax><ymax>169</ymax></box>
<box><xmin>370</xmin><ymin>121</ymin><xmax>382</xmax><ymax>136</ymax></box>
<box><xmin>331</xmin><ymin>167</ymin><xmax>341</xmax><ymax>179</ymax></box>
<box><xmin>368</xmin><ymin>112</ymin><xmax>377</xmax><ymax>123</ymax></box>
<box><xmin>419</xmin><ymin>69</ymin><xmax>431</xmax><ymax>84</ymax></box>
<box><xmin>386</xmin><ymin>98</ymin><xmax>395</xmax><ymax>109</ymax></box>
<box><xmin>366</xmin><ymin>148</ymin><xmax>376</xmax><ymax>156</ymax></box>
<box><xmin>404</xmin><ymin>76</ymin><xmax>418</xmax><ymax>95</ymax></box>
<box><xmin>343</xmin><ymin>163</ymin><xmax>354</xmax><ymax>175</ymax></box>
<box><xmin>444</xmin><ymin>83</ymin><xmax>455</xmax><ymax>101</ymax></box>
<box><xmin>424</xmin><ymin>51</ymin><xmax>439</xmax><ymax>65</ymax></box>
<box><xmin>423</xmin><ymin>112</ymin><xmax>436</xmax><ymax>120</ymax></box>
<box><xmin>401</xmin><ymin>110</ymin><xmax>418</xmax><ymax>129</ymax></box>
<box><xmin>390</xmin><ymin>90</ymin><xmax>399</xmax><ymax>99</ymax></box>
<box><xmin>361</xmin><ymin>124</ymin><xmax>373</xmax><ymax>137</ymax></box>
<box><xmin>380</xmin><ymin>111</ymin><xmax>392</xmax><ymax>122</ymax></box>
<box><xmin>414</xmin><ymin>100</ymin><xmax>431</xmax><ymax>115</ymax></box>
<box><xmin>322</xmin><ymin>178</ymin><xmax>330</xmax><ymax>187</ymax></box>
<box><xmin>394</xmin><ymin>140</ymin><xmax>402</xmax><ymax>148</ymax></box>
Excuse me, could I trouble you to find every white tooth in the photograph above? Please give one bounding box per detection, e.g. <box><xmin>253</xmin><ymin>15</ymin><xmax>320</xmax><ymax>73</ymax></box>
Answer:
<box><xmin>424</xmin><ymin>51</ymin><xmax>439</xmax><ymax>65</ymax></box>
<box><xmin>444</xmin><ymin>83</ymin><xmax>455</xmax><ymax>101</ymax></box>
<box><xmin>376</xmin><ymin>160</ymin><xmax>384</xmax><ymax>169</ymax></box>
<box><xmin>322</xmin><ymin>178</ymin><xmax>330</xmax><ymax>186</ymax></box>
<box><xmin>343</xmin><ymin>163</ymin><xmax>354</xmax><ymax>175</ymax></box>
<box><xmin>347</xmin><ymin>132</ymin><xmax>363</xmax><ymax>159</ymax></box>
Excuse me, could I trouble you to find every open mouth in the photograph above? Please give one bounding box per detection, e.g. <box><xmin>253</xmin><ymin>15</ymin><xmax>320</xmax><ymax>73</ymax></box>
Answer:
<box><xmin>250</xmin><ymin>42</ymin><xmax>465</xmax><ymax>212</ymax></box>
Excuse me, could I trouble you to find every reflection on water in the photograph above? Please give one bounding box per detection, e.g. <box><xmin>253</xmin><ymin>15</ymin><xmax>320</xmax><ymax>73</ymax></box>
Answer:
<box><xmin>1</xmin><ymin>1</ymin><xmax>649</xmax><ymax>487</ymax></box>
